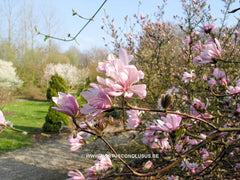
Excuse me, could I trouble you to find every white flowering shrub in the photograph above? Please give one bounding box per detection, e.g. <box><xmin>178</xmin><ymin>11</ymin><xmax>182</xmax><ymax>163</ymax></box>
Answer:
<box><xmin>0</xmin><ymin>59</ymin><xmax>23</xmax><ymax>89</ymax></box>
<box><xmin>44</xmin><ymin>63</ymin><xmax>89</xmax><ymax>86</ymax></box>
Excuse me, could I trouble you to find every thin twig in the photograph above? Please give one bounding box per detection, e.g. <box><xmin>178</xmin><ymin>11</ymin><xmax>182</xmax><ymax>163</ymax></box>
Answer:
<box><xmin>37</xmin><ymin>0</ymin><xmax>108</xmax><ymax>42</ymax></box>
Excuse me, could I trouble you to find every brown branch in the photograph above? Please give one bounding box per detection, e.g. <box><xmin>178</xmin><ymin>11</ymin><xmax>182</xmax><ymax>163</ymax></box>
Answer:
<box><xmin>125</xmin><ymin>102</ymin><xmax>217</xmax><ymax>129</ymax></box>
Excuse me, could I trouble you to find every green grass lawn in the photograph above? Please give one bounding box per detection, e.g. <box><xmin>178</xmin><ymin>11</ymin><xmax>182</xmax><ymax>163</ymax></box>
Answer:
<box><xmin>0</xmin><ymin>100</ymin><xmax>49</xmax><ymax>154</ymax></box>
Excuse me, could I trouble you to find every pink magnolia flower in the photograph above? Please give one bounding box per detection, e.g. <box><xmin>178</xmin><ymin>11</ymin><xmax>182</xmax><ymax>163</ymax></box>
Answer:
<box><xmin>199</xmin><ymin>148</ymin><xmax>214</xmax><ymax>160</ymax></box>
<box><xmin>200</xmin><ymin>38</ymin><xmax>222</xmax><ymax>63</ymax></box>
<box><xmin>0</xmin><ymin>111</ymin><xmax>7</xmax><ymax>133</ymax></box>
<box><xmin>208</xmin><ymin>78</ymin><xmax>217</xmax><ymax>88</ymax></box>
<box><xmin>67</xmin><ymin>169</ymin><xmax>85</xmax><ymax>180</ymax></box>
<box><xmin>69</xmin><ymin>132</ymin><xmax>85</xmax><ymax>151</ymax></box>
<box><xmin>143</xmin><ymin>160</ymin><xmax>153</xmax><ymax>169</ymax></box>
<box><xmin>176</xmin><ymin>144</ymin><xmax>183</xmax><ymax>152</ymax></box>
<box><xmin>52</xmin><ymin>92</ymin><xmax>79</xmax><ymax>117</ymax></box>
<box><xmin>235</xmin><ymin>163</ymin><xmax>240</xmax><ymax>169</ymax></box>
<box><xmin>182</xmin><ymin>70</ymin><xmax>196</xmax><ymax>83</ymax></box>
<box><xmin>227</xmin><ymin>79</ymin><xmax>240</xmax><ymax>95</ymax></box>
<box><xmin>94</xmin><ymin>154</ymin><xmax>112</xmax><ymax>171</ymax></box>
<box><xmin>85</xmin><ymin>164</ymin><xmax>101</xmax><ymax>179</ymax></box>
<box><xmin>97</xmin><ymin>48</ymin><xmax>146</xmax><ymax>99</ymax></box>
<box><xmin>151</xmin><ymin>138</ymin><xmax>171</xmax><ymax>150</ymax></box>
<box><xmin>193</xmin><ymin>40</ymin><xmax>202</xmax><ymax>52</ymax></box>
<box><xmin>0</xmin><ymin>111</ymin><xmax>13</xmax><ymax>133</ymax></box>
<box><xmin>190</xmin><ymin>98</ymin><xmax>212</xmax><ymax>120</ymax></box>
<box><xmin>85</xmin><ymin>154</ymin><xmax>112</xmax><ymax>179</ymax></box>
<box><xmin>168</xmin><ymin>175</ymin><xmax>180</xmax><ymax>180</ymax></box>
<box><xmin>236</xmin><ymin>79</ymin><xmax>240</xmax><ymax>87</ymax></box>
<box><xmin>142</xmin><ymin>129</ymin><xmax>157</xmax><ymax>144</ymax></box>
<box><xmin>193</xmin><ymin>56</ymin><xmax>203</xmax><ymax>66</ymax></box>
<box><xmin>213</xmin><ymin>68</ymin><xmax>226</xmax><ymax>79</ymax></box>
<box><xmin>126</xmin><ymin>110</ymin><xmax>141</xmax><ymax>128</ymax></box>
<box><xmin>181</xmin><ymin>159</ymin><xmax>200</xmax><ymax>174</ymax></box>
<box><xmin>200</xmin><ymin>23</ymin><xmax>215</xmax><ymax>34</ymax></box>
<box><xmin>150</xmin><ymin>113</ymin><xmax>182</xmax><ymax>132</ymax></box>
<box><xmin>80</xmin><ymin>83</ymin><xmax>112</xmax><ymax>121</ymax></box>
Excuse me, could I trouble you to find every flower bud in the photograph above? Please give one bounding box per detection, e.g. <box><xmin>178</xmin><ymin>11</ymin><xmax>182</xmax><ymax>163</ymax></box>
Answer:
<box><xmin>160</xmin><ymin>94</ymin><xmax>173</xmax><ymax>109</ymax></box>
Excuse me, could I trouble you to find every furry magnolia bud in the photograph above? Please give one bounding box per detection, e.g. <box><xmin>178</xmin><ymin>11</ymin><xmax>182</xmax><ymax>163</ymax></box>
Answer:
<box><xmin>160</xmin><ymin>94</ymin><xmax>173</xmax><ymax>109</ymax></box>
<box><xmin>94</xmin><ymin>120</ymin><xmax>105</xmax><ymax>135</ymax></box>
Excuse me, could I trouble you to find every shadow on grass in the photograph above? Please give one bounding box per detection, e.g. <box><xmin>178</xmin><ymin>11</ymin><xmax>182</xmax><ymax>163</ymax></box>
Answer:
<box><xmin>13</xmin><ymin>125</ymin><xmax>41</xmax><ymax>133</ymax></box>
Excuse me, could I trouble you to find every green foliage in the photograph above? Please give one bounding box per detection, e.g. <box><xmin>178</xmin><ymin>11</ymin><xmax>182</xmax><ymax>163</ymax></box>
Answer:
<box><xmin>43</xmin><ymin>73</ymin><xmax>69</xmax><ymax>132</ymax></box>
<box><xmin>46</xmin><ymin>73</ymin><xmax>67</xmax><ymax>101</ymax></box>
<box><xmin>42</xmin><ymin>101</ymin><xmax>69</xmax><ymax>132</ymax></box>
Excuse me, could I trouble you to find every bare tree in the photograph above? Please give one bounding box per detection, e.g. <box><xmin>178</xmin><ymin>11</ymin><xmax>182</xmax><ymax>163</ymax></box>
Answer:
<box><xmin>1</xmin><ymin>0</ymin><xmax>18</xmax><ymax>61</ymax></box>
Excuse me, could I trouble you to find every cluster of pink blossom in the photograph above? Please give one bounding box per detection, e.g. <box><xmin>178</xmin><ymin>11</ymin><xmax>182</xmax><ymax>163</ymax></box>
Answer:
<box><xmin>68</xmin><ymin>155</ymin><xmax>112</xmax><ymax>180</ymax></box>
<box><xmin>190</xmin><ymin>98</ymin><xmax>212</xmax><ymax>121</ymax></box>
<box><xmin>96</xmin><ymin>48</ymin><xmax>147</xmax><ymax>99</ymax></box>
<box><xmin>193</xmin><ymin>38</ymin><xmax>222</xmax><ymax>66</ymax></box>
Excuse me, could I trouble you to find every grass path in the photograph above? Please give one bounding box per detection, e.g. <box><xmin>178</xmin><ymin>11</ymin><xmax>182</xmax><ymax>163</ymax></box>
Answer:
<box><xmin>0</xmin><ymin>100</ymin><xmax>49</xmax><ymax>154</ymax></box>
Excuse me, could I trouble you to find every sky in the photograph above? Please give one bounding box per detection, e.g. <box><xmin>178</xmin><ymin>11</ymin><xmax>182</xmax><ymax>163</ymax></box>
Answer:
<box><xmin>1</xmin><ymin>0</ymin><xmax>240</xmax><ymax>52</ymax></box>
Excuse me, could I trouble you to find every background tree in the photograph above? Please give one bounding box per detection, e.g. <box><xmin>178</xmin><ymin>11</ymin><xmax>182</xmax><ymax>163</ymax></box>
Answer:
<box><xmin>43</xmin><ymin>73</ymin><xmax>69</xmax><ymax>132</ymax></box>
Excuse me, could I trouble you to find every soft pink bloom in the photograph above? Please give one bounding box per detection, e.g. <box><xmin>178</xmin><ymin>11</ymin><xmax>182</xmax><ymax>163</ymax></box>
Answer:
<box><xmin>201</xmin><ymin>74</ymin><xmax>208</xmax><ymax>82</ymax></box>
<box><xmin>235</xmin><ymin>163</ymin><xmax>240</xmax><ymax>169</ymax></box>
<box><xmin>80</xmin><ymin>83</ymin><xmax>112</xmax><ymax>121</ymax></box>
<box><xmin>190</xmin><ymin>99</ymin><xmax>212</xmax><ymax>121</ymax></box>
<box><xmin>200</xmin><ymin>148</ymin><xmax>214</xmax><ymax>160</ymax></box>
<box><xmin>192</xmin><ymin>98</ymin><xmax>207</xmax><ymax>111</ymax></box>
<box><xmin>69</xmin><ymin>132</ymin><xmax>85</xmax><ymax>151</ymax></box>
<box><xmin>199</xmin><ymin>38</ymin><xmax>222</xmax><ymax>63</ymax></box>
<box><xmin>95</xmin><ymin>154</ymin><xmax>112</xmax><ymax>171</ymax></box>
<box><xmin>227</xmin><ymin>79</ymin><xmax>240</xmax><ymax>95</ymax></box>
<box><xmin>208</xmin><ymin>78</ymin><xmax>217</xmax><ymax>88</ymax></box>
<box><xmin>165</xmin><ymin>85</ymin><xmax>179</xmax><ymax>95</ymax></box>
<box><xmin>236</xmin><ymin>79</ymin><xmax>240</xmax><ymax>87</ymax></box>
<box><xmin>219</xmin><ymin>78</ymin><xmax>228</xmax><ymax>86</ymax></box>
<box><xmin>227</xmin><ymin>86</ymin><xmax>240</xmax><ymax>95</ymax></box>
<box><xmin>67</xmin><ymin>169</ymin><xmax>85</xmax><ymax>180</ymax></box>
<box><xmin>199</xmin><ymin>133</ymin><xmax>207</xmax><ymax>139</ymax></box>
<box><xmin>200</xmin><ymin>23</ymin><xmax>215</xmax><ymax>34</ymax></box>
<box><xmin>183</xmin><ymin>136</ymin><xmax>190</xmax><ymax>144</ymax></box>
<box><xmin>126</xmin><ymin>110</ymin><xmax>141</xmax><ymax>128</ymax></box>
<box><xmin>150</xmin><ymin>113</ymin><xmax>182</xmax><ymax>132</ymax></box>
<box><xmin>181</xmin><ymin>159</ymin><xmax>200</xmax><ymax>174</ymax></box>
<box><xmin>213</xmin><ymin>68</ymin><xmax>226</xmax><ymax>79</ymax></box>
<box><xmin>97</xmin><ymin>48</ymin><xmax>146</xmax><ymax>99</ymax></box>
<box><xmin>193</xmin><ymin>40</ymin><xmax>202</xmax><ymax>52</ymax></box>
<box><xmin>183</xmin><ymin>36</ymin><xmax>191</xmax><ymax>45</ymax></box>
<box><xmin>85</xmin><ymin>154</ymin><xmax>112</xmax><ymax>179</ymax></box>
<box><xmin>176</xmin><ymin>144</ymin><xmax>183</xmax><ymax>152</ymax></box>
<box><xmin>193</xmin><ymin>56</ymin><xmax>203</xmax><ymax>66</ymax></box>
<box><xmin>168</xmin><ymin>175</ymin><xmax>180</xmax><ymax>180</ymax></box>
<box><xmin>151</xmin><ymin>138</ymin><xmax>171</xmax><ymax>150</ymax></box>
<box><xmin>0</xmin><ymin>111</ymin><xmax>12</xmax><ymax>133</ymax></box>
<box><xmin>189</xmin><ymin>139</ymin><xmax>199</xmax><ymax>145</ymax></box>
<box><xmin>142</xmin><ymin>129</ymin><xmax>157</xmax><ymax>144</ymax></box>
<box><xmin>85</xmin><ymin>164</ymin><xmax>101</xmax><ymax>179</ymax></box>
<box><xmin>140</xmin><ymin>13</ymin><xmax>145</xmax><ymax>20</ymax></box>
<box><xmin>182</xmin><ymin>70</ymin><xmax>196</xmax><ymax>83</ymax></box>
<box><xmin>52</xmin><ymin>92</ymin><xmax>79</xmax><ymax>117</ymax></box>
<box><xmin>205</xmin><ymin>160</ymin><xmax>213</xmax><ymax>166</ymax></box>
<box><xmin>0</xmin><ymin>111</ymin><xmax>7</xmax><ymax>133</ymax></box>
<box><xmin>143</xmin><ymin>160</ymin><xmax>153</xmax><ymax>169</ymax></box>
